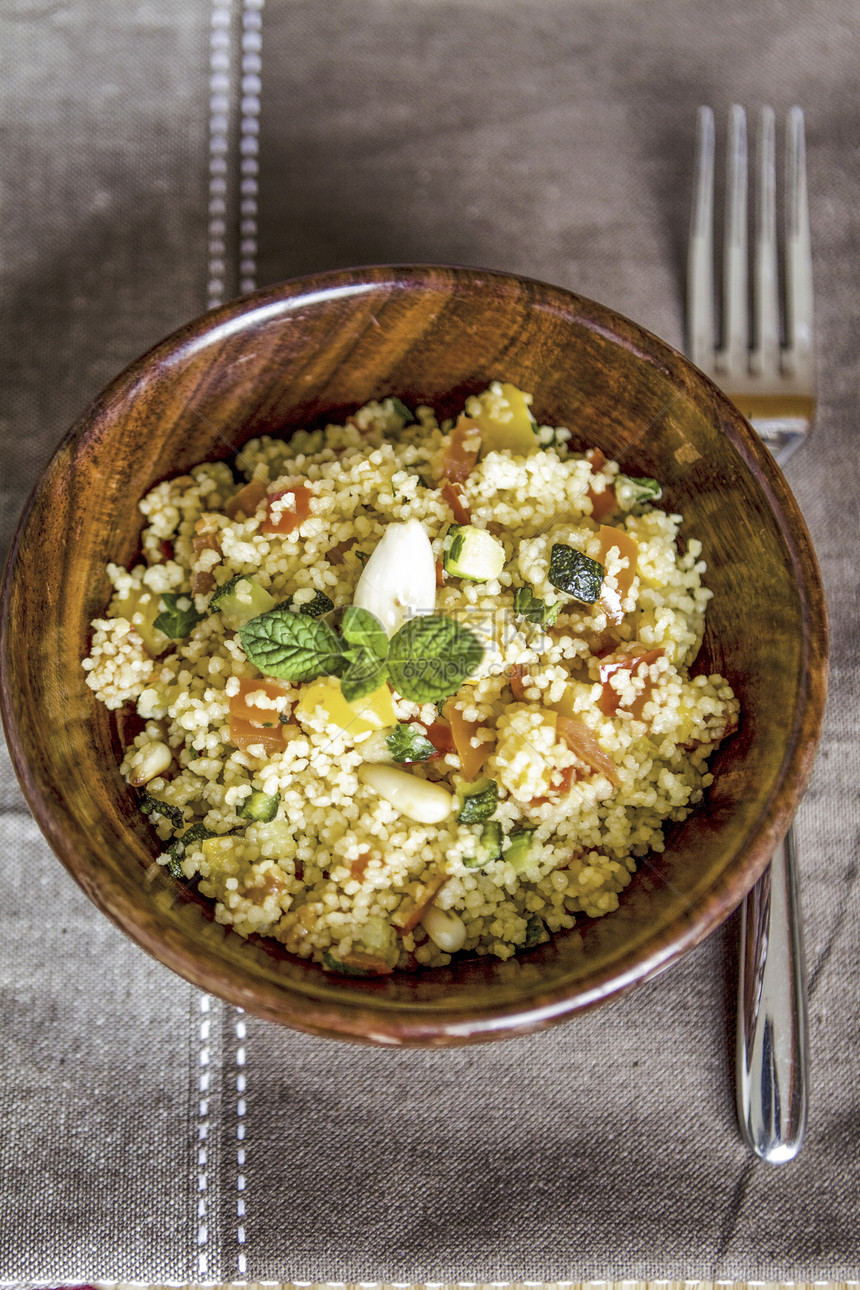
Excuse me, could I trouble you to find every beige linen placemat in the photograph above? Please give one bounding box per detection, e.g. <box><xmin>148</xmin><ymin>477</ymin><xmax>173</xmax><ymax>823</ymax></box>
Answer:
<box><xmin>1</xmin><ymin>0</ymin><xmax>858</xmax><ymax>1283</ymax></box>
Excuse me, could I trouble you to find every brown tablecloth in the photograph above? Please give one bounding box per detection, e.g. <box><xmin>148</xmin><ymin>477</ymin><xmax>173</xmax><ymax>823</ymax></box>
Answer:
<box><xmin>1</xmin><ymin>0</ymin><xmax>858</xmax><ymax>1281</ymax></box>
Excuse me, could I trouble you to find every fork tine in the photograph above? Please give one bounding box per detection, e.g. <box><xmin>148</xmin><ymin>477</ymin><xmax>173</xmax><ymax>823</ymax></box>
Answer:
<box><xmin>719</xmin><ymin>104</ymin><xmax>749</xmax><ymax>376</ymax></box>
<box><xmin>784</xmin><ymin>106</ymin><xmax>815</xmax><ymax>387</ymax></box>
<box><xmin>688</xmin><ymin>105</ymin><xmax>715</xmax><ymax>370</ymax></box>
<box><xmin>752</xmin><ymin>106</ymin><xmax>780</xmax><ymax>377</ymax></box>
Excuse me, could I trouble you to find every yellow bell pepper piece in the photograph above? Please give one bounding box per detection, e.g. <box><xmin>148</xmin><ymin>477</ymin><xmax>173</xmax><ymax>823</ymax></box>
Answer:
<box><xmin>472</xmin><ymin>382</ymin><xmax>540</xmax><ymax>456</ymax></box>
<box><xmin>295</xmin><ymin>676</ymin><xmax>395</xmax><ymax>737</ymax></box>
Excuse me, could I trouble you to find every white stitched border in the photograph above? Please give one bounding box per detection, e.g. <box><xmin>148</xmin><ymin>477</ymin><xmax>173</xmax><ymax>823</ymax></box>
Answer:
<box><xmin>239</xmin><ymin>0</ymin><xmax>264</xmax><ymax>294</ymax></box>
<box><xmin>197</xmin><ymin>993</ymin><xmax>212</xmax><ymax>1278</ymax></box>
<box><xmin>235</xmin><ymin>1008</ymin><xmax>248</xmax><ymax>1276</ymax></box>
<box><xmin>208</xmin><ymin>0</ymin><xmax>234</xmax><ymax>310</ymax></box>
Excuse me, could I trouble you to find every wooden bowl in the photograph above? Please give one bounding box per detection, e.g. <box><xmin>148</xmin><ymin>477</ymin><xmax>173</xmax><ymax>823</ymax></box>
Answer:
<box><xmin>0</xmin><ymin>266</ymin><xmax>828</xmax><ymax>1046</ymax></box>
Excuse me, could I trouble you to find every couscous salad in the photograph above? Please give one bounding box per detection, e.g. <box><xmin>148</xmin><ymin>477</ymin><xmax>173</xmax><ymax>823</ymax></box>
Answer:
<box><xmin>83</xmin><ymin>383</ymin><xmax>739</xmax><ymax>974</ymax></box>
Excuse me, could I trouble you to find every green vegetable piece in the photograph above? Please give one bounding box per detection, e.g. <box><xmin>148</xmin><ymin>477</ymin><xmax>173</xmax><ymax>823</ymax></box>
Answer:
<box><xmin>385</xmin><ymin>723</ymin><xmax>437</xmax><ymax>763</ymax></box>
<box><xmin>547</xmin><ymin>545</ymin><xmax>605</xmax><ymax>604</ymax></box>
<box><xmin>388</xmin><ymin>396</ymin><xmax>413</xmax><ymax>423</ymax></box>
<box><xmin>321</xmin><ymin>951</ymin><xmax>374</xmax><ymax>977</ymax></box>
<box><xmin>238</xmin><ymin>606</ymin><xmax>345</xmax><ymax>682</ymax></box>
<box><xmin>153</xmin><ymin>592</ymin><xmax>203</xmax><ymax>640</ymax></box>
<box><xmin>139</xmin><ymin>792</ymin><xmax>185</xmax><ymax>828</ymax></box>
<box><xmin>210</xmin><ymin>575</ymin><xmax>277</xmax><ymax>628</ymax></box>
<box><xmin>341</xmin><ymin>605</ymin><xmax>390</xmax><ymax>660</ymax></box>
<box><xmin>339</xmin><ymin>645</ymin><xmax>390</xmax><ymax>704</ymax></box>
<box><xmin>615</xmin><ymin>474</ymin><xmax>662</xmax><ymax>512</ymax></box>
<box><xmin>238</xmin><ymin>789</ymin><xmax>281</xmax><ymax>823</ymax></box>
<box><xmin>464</xmin><ymin>819</ymin><xmax>503</xmax><ymax>868</ymax></box>
<box><xmin>505</xmin><ymin>826</ymin><xmax>537</xmax><ymax>873</ymax></box>
<box><xmin>523</xmin><ymin>914</ymin><xmax>550</xmax><ymax>948</ymax></box>
<box><xmin>443</xmin><ymin>523</ymin><xmax>506</xmax><ymax>582</ymax></box>
<box><xmin>296</xmin><ymin>590</ymin><xmax>335</xmax><ymax>619</ymax></box>
<box><xmin>387</xmin><ymin>613</ymin><xmax>485</xmax><ymax>704</ymax></box>
<box><xmin>456</xmin><ymin>778</ymin><xmax>499</xmax><ymax>824</ymax></box>
<box><xmin>513</xmin><ymin>585</ymin><xmax>561</xmax><ymax>627</ymax></box>
<box><xmin>164</xmin><ymin>822</ymin><xmax>221</xmax><ymax>878</ymax></box>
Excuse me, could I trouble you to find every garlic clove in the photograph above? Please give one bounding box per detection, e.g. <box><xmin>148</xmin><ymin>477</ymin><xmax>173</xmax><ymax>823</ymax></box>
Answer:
<box><xmin>352</xmin><ymin>518</ymin><xmax>436</xmax><ymax>637</ymax></box>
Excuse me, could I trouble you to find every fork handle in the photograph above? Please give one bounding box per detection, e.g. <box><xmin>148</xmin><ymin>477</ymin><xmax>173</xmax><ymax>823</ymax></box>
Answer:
<box><xmin>736</xmin><ymin>825</ymin><xmax>809</xmax><ymax>1162</ymax></box>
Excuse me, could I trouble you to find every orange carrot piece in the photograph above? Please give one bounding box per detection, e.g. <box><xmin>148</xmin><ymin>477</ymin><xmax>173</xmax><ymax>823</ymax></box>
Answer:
<box><xmin>441</xmin><ymin>415</ymin><xmax>480</xmax><ymax>484</ymax></box>
<box><xmin>441</xmin><ymin>480</ymin><xmax>472</xmax><ymax>525</ymax></box>
<box><xmin>556</xmin><ymin>713</ymin><xmax>620</xmax><ymax>786</ymax></box>
<box><xmin>392</xmin><ymin>870</ymin><xmax>449</xmax><ymax>933</ymax></box>
<box><xmin>596</xmin><ymin>524</ymin><xmax>639</xmax><ymax>624</ymax></box>
<box><xmin>586</xmin><ymin>447</ymin><xmax>616</xmax><ymax>521</ymax></box>
<box><xmin>229</xmin><ymin>714</ymin><xmax>286</xmax><ymax>755</ymax></box>
<box><xmin>261</xmin><ymin>483</ymin><xmax>313</xmax><ymax>535</ymax></box>
<box><xmin>229</xmin><ymin>678</ymin><xmax>287</xmax><ymax>725</ymax></box>
<box><xmin>443</xmin><ymin>697</ymin><xmax>493</xmax><ymax>781</ymax></box>
<box><xmin>599</xmin><ymin>648</ymin><xmax>664</xmax><ymax>718</ymax></box>
<box><xmin>509</xmin><ymin>663</ymin><xmax>528</xmax><ymax>701</ymax></box>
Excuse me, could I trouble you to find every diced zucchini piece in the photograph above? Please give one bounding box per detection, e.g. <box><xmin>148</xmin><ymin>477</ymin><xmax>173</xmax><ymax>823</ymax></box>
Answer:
<box><xmin>513</xmin><ymin>585</ymin><xmax>560</xmax><ymax>626</ymax></box>
<box><xmin>294</xmin><ymin>590</ymin><xmax>335</xmax><ymax>619</ymax></box>
<box><xmin>464</xmin><ymin>819</ymin><xmax>503</xmax><ymax>869</ymax></box>
<box><xmin>443</xmin><ymin>524</ymin><xmax>505</xmax><ymax>582</ymax></box>
<box><xmin>139</xmin><ymin>792</ymin><xmax>185</xmax><ymax>828</ymax></box>
<box><xmin>164</xmin><ymin>822</ymin><xmax>222</xmax><ymax>877</ymax></box>
<box><xmin>211</xmin><ymin>574</ymin><xmax>277</xmax><ymax>628</ymax></box>
<box><xmin>456</xmin><ymin>778</ymin><xmax>499</xmax><ymax>824</ymax></box>
<box><xmin>615</xmin><ymin>474</ymin><xmax>662</xmax><ymax>512</ymax></box>
<box><xmin>504</xmin><ymin>826</ymin><xmax>537</xmax><ymax>873</ymax></box>
<box><xmin>523</xmin><ymin>914</ymin><xmax>550</xmax><ymax>948</ymax></box>
<box><xmin>548</xmin><ymin>544</ymin><xmax>605</xmax><ymax>604</ymax></box>
<box><xmin>238</xmin><ymin>789</ymin><xmax>281</xmax><ymax>822</ymax></box>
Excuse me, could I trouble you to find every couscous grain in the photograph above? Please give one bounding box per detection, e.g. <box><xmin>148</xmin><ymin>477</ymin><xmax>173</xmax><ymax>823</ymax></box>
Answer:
<box><xmin>83</xmin><ymin>383</ymin><xmax>739</xmax><ymax>974</ymax></box>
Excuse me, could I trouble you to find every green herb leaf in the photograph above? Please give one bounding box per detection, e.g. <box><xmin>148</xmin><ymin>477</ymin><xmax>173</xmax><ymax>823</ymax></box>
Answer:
<box><xmin>456</xmin><ymin>778</ymin><xmax>499</xmax><ymax>824</ymax></box>
<box><xmin>238</xmin><ymin>606</ymin><xmax>345</xmax><ymax>682</ymax></box>
<box><xmin>547</xmin><ymin>544</ymin><xmax>605</xmax><ymax>604</ymax></box>
<box><xmin>341</xmin><ymin>605</ymin><xmax>390</xmax><ymax>660</ymax></box>
<box><xmin>615</xmin><ymin>474</ymin><xmax>662</xmax><ymax>511</ymax></box>
<box><xmin>139</xmin><ymin>793</ymin><xmax>185</xmax><ymax>828</ymax></box>
<box><xmin>164</xmin><ymin>822</ymin><xmax>224</xmax><ymax>877</ymax></box>
<box><xmin>388</xmin><ymin>396</ymin><xmax>414</xmax><ymax>423</ymax></box>
<box><xmin>385</xmin><ymin>723</ymin><xmax>437</xmax><ymax>763</ymax></box>
<box><xmin>387</xmin><ymin>614</ymin><xmax>484</xmax><ymax>704</ymax></box>
<box><xmin>153</xmin><ymin>592</ymin><xmax>203</xmax><ymax>640</ymax></box>
<box><xmin>513</xmin><ymin>585</ymin><xmax>561</xmax><ymax>627</ymax></box>
<box><xmin>339</xmin><ymin>645</ymin><xmax>390</xmax><ymax>703</ymax></box>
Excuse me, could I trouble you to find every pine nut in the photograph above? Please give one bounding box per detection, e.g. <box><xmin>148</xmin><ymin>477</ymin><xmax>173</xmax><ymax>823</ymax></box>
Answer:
<box><xmin>126</xmin><ymin>739</ymin><xmax>173</xmax><ymax>786</ymax></box>
<box><xmin>357</xmin><ymin>763</ymin><xmax>453</xmax><ymax>824</ymax></box>
<box><xmin>420</xmin><ymin>902</ymin><xmax>467</xmax><ymax>953</ymax></box>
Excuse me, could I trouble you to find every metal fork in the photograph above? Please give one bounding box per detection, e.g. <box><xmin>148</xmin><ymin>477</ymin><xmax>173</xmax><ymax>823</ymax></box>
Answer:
<box><xmin>688</xmin><ymin>104</ymin><xmax>814</xmax><ymax>1162</ymax></box>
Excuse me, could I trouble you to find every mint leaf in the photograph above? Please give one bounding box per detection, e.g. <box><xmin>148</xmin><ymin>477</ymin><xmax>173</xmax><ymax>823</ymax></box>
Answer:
<box><xmin>238</xmin><ymin>606</ymin><xmax>345</xmax><ymax>681</ymax></box>
<box><xmin>513</xmin><ymin>586</ymin><xmax>560</xmax><ymax>627</ymax></box>
<box><xmin>153</xmin><ymin>592</ymin><xmax>203</xmax><ymax>639</ymax></box>
<box><xmin>387</xmin><ymin>614</ymin><xmax>484</xmax><ymax>704</ymax></box>
<box><xmin>341</xmin><ymin>605</ymin><xmax>389</xmax><ymax>660</ymax></box>
<box><xmin>339</xmin><ymin>645</ymin><xmax>390</xmax><ymax>703</ymax></box>
<box><xmin>385</xmin><ymin>723</ymin><xmax>436</xmax><ymax>763</ymax></box>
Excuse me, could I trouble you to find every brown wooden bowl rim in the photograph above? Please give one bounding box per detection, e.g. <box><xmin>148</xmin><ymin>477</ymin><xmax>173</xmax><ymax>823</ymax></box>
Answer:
<box><xmin>0</xmin><ymin>264</ymin><xmax>829</xmax><ymax>1045</ymax></box>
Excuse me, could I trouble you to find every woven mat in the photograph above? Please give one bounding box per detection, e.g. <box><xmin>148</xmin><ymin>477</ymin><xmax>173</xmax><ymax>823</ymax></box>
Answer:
<box><xmin>1</xmin><ymin>0</ymin><xmax>858</xmax><ymax>1282</ymax></box>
